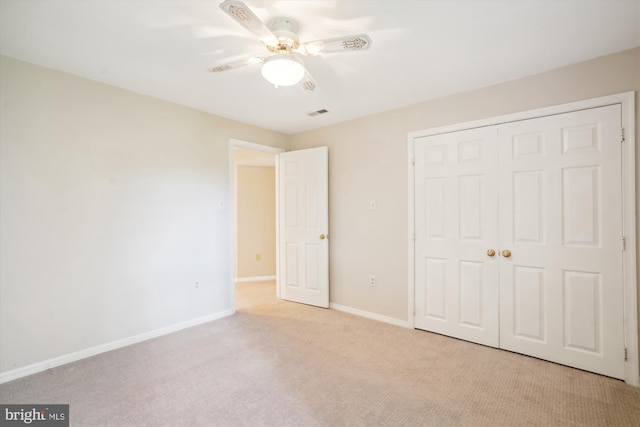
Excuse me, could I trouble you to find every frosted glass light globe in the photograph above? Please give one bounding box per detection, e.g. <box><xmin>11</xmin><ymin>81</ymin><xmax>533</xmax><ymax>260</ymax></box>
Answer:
<box><xmin>261</xmin><ymin>55</ymin><xmax>305</xmax><ymax>87</ymax></box>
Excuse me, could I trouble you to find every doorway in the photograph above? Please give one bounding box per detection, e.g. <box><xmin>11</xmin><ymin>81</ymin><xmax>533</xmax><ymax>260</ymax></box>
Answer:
<box><xmin>229</xmin><ymin>140</ymin><xmax>283</xmax><ymax>312</ymax></box>
<box><xmin>229</xmin><ymin>140</ymin><xmax>330</xmax><ymax>311</ymax></box>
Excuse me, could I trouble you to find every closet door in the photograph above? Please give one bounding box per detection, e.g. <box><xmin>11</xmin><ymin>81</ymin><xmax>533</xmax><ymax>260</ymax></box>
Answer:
<box><xmin>414</xmin><ymin>127</ymin><xmax>500</xmax><ymax>347</ymax></box>
<box><xmin>498</xmin><ymin>105</ymin><xmax>624</xmax><ymax>379</ymax></box>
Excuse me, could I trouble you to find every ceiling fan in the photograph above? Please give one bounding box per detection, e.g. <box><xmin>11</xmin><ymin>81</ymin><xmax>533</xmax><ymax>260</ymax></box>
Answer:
<box><xmin>208</xmin><ymin>0</ymin><xmax>372</xmax><ymax>91</ymax></box>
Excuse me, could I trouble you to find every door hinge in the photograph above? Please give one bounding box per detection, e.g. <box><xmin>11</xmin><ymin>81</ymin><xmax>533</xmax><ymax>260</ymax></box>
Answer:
<box><xmin>622</xmin><ymin>237</ymin><xmax>626</xmax><ymax>251</ymax></box>
<box><xmin>411</xmin><ymin>157</ymin><xmax>415</xmax><ymax>165</ymax></box>
<box><xmin>621</xmin><ymin>127</ymin><xmax>625</xmax><ymax>143</ymax></box>
<box><xmin>412</xmin><ymin>233</ymin><xmax>415</xmax><ymax>241</ymax></box>
<box><xmin>624</xmin><ymin>347</ymin><xmax>628</xmax><ymax>361</ymax></box>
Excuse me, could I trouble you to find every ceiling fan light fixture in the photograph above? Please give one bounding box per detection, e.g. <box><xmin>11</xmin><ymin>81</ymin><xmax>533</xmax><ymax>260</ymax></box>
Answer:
<box><xmin>261</xmin><ymin>55</ymin><xmax>305</xmax><ymax>87</ymax></box>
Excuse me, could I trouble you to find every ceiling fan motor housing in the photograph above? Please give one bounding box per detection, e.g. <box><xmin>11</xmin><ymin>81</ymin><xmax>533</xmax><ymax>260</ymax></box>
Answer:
<box><xmin>269</xmin><ymin>17</ymin><xmax>300</xmax><ymax>52</ymax></box>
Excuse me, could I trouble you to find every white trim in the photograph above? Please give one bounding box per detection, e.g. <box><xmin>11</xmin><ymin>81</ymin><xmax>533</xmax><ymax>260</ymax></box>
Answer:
<box><xmin>408</xmin><ymin>92</ymin><xmax>635</xmax><ymax>140</ymax></box>
<box><xmin>621</xmin><ymin>93</ymin><xmax>638</xmax><ymax>386</ymax></box>
<box><xmin>0</xmin><ymin>310</ymin><xmax>233</xmax><ymax>384</ymax></box>
<box><xmin>330</xmin><ymin>303</ymin><xmax>410</xmax><ymax>328</ymax></box>
<box><xmin>229</xmin><ymin>139</ymin><xmax>285</xmax><ymax>154</ymax></box>
<box><xmin>407</xmin><ymin>134</ymin><xmax>416</xmax><ymax>330</ymax></box>
<box><xmin>407</xmin><ymin>91</ymin><xmax>638</xmax><ymax>386</ymax></box>
<box><xmin>228</xmin><ymin>139</ymin><xmax>285</xmax><ymax>312</ymax></box>
<box><xmin>275</xmin><ymin>154</ymin><xmax>281</xmax><ymax>301</ymax></box>
<box><xmin>235</xmin><ymin>275</ymin><xmax>276</xmax><ymax>283</ymax></box>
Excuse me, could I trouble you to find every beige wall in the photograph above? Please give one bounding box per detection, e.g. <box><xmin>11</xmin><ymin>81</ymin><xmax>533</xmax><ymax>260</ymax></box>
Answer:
<box><xmin>236</xmin><ymin>166</ymin><xmax>276</xmax><ymax>278</ymax></box>
<box><xmin>290</xmin><ymin>47</ymin><xmax>640</xmax><ymax>325</ymax></box>
<box><xmin>0</xmin><ymin>55</ymin><xmax>288</xmax><ymax>375</ymax></box>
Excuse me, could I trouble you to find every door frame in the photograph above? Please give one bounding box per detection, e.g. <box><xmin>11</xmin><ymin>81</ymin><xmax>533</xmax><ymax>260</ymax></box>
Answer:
<box><xmin>407</xmin><ymin>91</ymin><xmax>638</xmax><ymax>385</ymax></box>
<box><xmin>228</xmin><ymin>139</ymin><xmax>284</xmax><ymax>313</ymax></box>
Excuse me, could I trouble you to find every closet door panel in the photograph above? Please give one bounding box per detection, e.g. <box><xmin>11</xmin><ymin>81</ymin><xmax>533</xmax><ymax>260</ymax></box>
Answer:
<box><xmin>414</xmin><ymin>128</ymin><xmax>500</xmax><ymax>347</ymax></box>
<box><xmin>498</xmin><ymin>105</ymin><xmax>624</xmax><ymax>379</ymax></box>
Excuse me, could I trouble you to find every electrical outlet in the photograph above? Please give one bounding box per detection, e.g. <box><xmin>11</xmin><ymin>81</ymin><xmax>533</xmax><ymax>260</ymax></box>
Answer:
<box><xmin>369</xmin><ymin>200</ymin><xmax>377</xmax><ymax>210</ymax></box>
<box><xmin>370</xmin><ymin>276</ymin><xmax>376</xmax><ymax>287</ymax></box>
<box><xmin>195</xmin><ymin>281</ymin><xmax>200</xmax><ymax>289</ymax></box>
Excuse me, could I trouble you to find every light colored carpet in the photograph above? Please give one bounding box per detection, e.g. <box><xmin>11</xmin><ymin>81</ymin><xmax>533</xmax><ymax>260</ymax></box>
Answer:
<box><xmin>1</xmin><ymin>280</ymin><xmax>639</xmax><ymax>426</ymax></box>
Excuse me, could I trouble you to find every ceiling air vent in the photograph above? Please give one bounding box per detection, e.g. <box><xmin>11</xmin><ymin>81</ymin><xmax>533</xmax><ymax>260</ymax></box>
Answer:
<box><xmin>307</xmin><ymin>109</ymin><xmax>329</xmax><ymax>117</ymax></box>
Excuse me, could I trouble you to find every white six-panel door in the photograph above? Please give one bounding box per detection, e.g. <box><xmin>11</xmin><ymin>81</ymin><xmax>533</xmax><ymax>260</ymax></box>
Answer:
<box><xmin>278</xmin><ymin>147</ymin><xmax>329</xmax><ymax>308</ymax></box>
<box><xmin>414</xmin><ymin>127</ymin><xmax>500</xmax><ymax>347</ymax></box>
<box><xmin>414</xmin><ymin>105</ymin><xmax>625</xmax><ymax>379</ymax></box>
<box><xmin>498</xmin><ymin>105</ymin><xmax>623</xmax><ymax>378</ymax></box>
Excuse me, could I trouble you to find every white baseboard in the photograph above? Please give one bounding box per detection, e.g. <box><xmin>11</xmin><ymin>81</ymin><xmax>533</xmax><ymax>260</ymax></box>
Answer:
<box><xmin>330</xmin><ymin>303</ymin><xmax>410</xmax><ymax>328</ymax></box>
<box><xmin>0</xmin><ymin>309</ymin><xmax>233</xmax><ymax>384</ymax></box>
<box><xmin>235</xmin><ymin>275</ymin><xmax>276</xmax><ymax>283</ymax></box>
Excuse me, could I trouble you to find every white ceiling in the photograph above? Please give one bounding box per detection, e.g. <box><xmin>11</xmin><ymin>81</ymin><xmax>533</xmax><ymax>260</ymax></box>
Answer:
<box><xmin>1</xmin><ymin>1</ymin><xmax>639</xmax><ymax>135</ymax></box>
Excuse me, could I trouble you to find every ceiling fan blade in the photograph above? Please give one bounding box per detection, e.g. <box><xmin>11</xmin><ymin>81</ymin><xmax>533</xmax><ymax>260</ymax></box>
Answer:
<box><xmin>299</xmin><ymin>71</ymin><xmax>318</xmax><ymax>92</ymax></box>
<box><xmin>208</xmin><ymin>56</ymin><xmax>265</xmax><ymax>73</ymax></box>
<box><xmin>219</xmin><ymin>0</ymin><xmax>278</xmax><ymax>46</ymax></box>
<box><xmin>300</xmin><ymin>34</ymin><xmax>372</xmax><ymax>55</ymax></box>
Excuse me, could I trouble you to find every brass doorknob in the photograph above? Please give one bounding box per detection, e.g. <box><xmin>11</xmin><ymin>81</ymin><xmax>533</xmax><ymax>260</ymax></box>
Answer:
<box><xmin>502</xmin><ymin>249</ymin><xmax>512</xmax><ymax>258</ymax></box>
<box><xmin>487</xmin><ymin>249</ymin><xmax>496</xmax><ymax>257</ymax></box>
<box><xmin>319</xmin><ymin>234</ymin><xmax>326</xmax><ymax>240</ymax></box>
